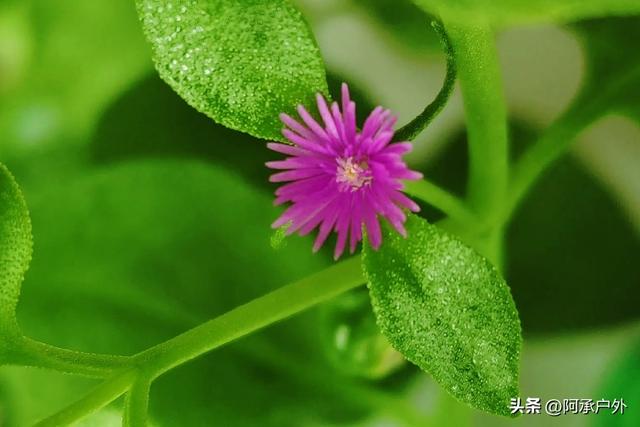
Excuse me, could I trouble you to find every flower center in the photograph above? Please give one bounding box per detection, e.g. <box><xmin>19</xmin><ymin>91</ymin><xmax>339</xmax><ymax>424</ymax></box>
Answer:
<box><xmin>336</xmin><ymin>157</ymin><xmax>373</xmax><ymax>192</ymax></box>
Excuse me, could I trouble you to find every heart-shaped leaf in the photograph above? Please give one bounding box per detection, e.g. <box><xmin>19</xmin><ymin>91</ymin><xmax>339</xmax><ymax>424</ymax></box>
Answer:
<box><xmin>0</xmin><ymin>163</ymin><xmax>32</xmax><ymax>335</ymax></box>
<box><xmin>363</xmin><ymin>214</ymin><xmax>521</xmax><ymax>416</ymax></box>
<box><xmin>136</xmin><ymin>0</ymin><xmax>328</xmax><ymax>141</ymax></box>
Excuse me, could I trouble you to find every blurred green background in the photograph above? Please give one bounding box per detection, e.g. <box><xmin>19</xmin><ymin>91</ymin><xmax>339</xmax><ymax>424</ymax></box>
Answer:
<box><xmin>0</xmin><ymin>0</ymin><xmax>639</xmax><ymax>426</ymax></box>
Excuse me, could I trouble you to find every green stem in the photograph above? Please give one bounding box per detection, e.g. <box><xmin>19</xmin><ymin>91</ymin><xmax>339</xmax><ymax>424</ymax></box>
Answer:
<box><xmin>444</xmin><ymin>21</ymin><xmax>509</xmax><ymax>222</ymax></box>
<box><xmin>27</xmin><ymin>259</ymin><xmax>365</xmax><ymax>426</ymax></box>
<box><xmin>11</xmin><ymin>336</ymin><xmax>130</xmax><ymax>378</ymax></box>
<box><xmin>442</xmin><ymin>20</ymin><xmax>509</xmax><ymax>267</ymax></box>
<box><xmin>395</xmin><ymin>21</ymin><xmax>457</xmax><ymax>142</ymax></box>
<box><xmin>404</xmin><ymin>179</ymin><xmax>480</xmax><ymax>228</ymax></box>
<box><xmin>134</xmin><ymin>257</ymin><xmax>365</xmax><ymax>378</ymax></box>
<box><xmin>507</xmin><ymin>107</ymin><xmax>590</xmax><ymax>217</ymax></box>
<box><xmin>34</xmin><ymin>370</ymin><xmax>135</xmax><ymax>427</ymax></box>
<box><xmin>123</xmin><ymin>377</ymin><xmax>151</xmax><ymax>427</ymax></box>
<box><xmin>507</xmin><ymin>62</ymin><xmax>640</xmax><ymax>219</ymax></box>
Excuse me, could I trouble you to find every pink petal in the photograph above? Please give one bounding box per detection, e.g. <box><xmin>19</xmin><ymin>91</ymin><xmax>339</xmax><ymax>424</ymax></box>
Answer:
<box><xmin>344</xmin><ymin>101</ymin><xmax>357</xmax><ymax>145</ymax></box>
<box><xmin>272</xmin><ymin>204</ymin><xmax>299</xmax><ymax>228</ymax></box>
<box><xmin>265</xmin><ymin>157</ymin><xmax>321</xmax><ymax>170</ymax></box>
<box><xmin>331</xmin><ymin>102</ymin><xmax>347</xmax><ymax>144</ymax></box>
<box><xmin>360</xmin><ymin>106</ymin><xmax>384</xmax><ymax>142</ymax></box>
<box><xmin>369</xmin><ymin>130</ymin><xmax>394</xmax><ymax>153</ymax></box>
<box><xmin>288</xmin><ymin>192</ymin><xmax>337</xmax><ymax>235</ymax></box>
<box><xmin>339</xmin><ymin>84</ymin><xmax>357</xmax><ymax>149</ymax></box>
<box><xmin>395</xmin><ymin>169</ymin><xmax>423</xmax><ymax>181</ymax></box>
<box><xmin>267</xmin><ymin>142</ymin><xmax>310</xmax><ymax>157</ymax></box>
<box><xmin>270</xmin><ymin>168</ymin><xmax>324</xmax><ymax>183</ymax></box>
<box><xmin>391</xmin><ymin>191</ymin><xmax>421</xmax><ymax>212</ymax></box>
<box><xmin>279</xmin><ymin>113</ymin><xmax>316</xmax><ymax>141</ymax></box>
<box><xmin>349</xmin><ymin>197</ymin><xmax>363</xmax><ymax>253</ymax></box>
<box><xmin>316</xmin><ymin>94</ymin><xmax>340</xmax><ymax>142</ymax></box>
<box><xmin>297</xmin><ymin>104</ymin><xmax>331</xmax><ymax>143</ymax></box>
<box><xmin>333</xmin><ymin>208</ymin><xmax>350</xmax><ymax>260</ymax></box>
<box><xmin>382</xmin><ymin>142</ymin><xmax>413</xmax><ymax>155</ymax></box>
<box><xmin>269</xmin><ymin>82</ymin><xmax>422</xmax><ymax>256</ymax></box>
<box><xmin>275</xmin><ymin>175</ymin><xmax>332</xmax><ymax>199</ymax></box>
<box><xmin>389</xmin><ymin>220</ymin><xmax>407</xmax><ymax>237</ymax></box>
<box><xmin>299</xmin><ymin>197</ymin><xmax>340</xmax><ymax>236</ymax></box>
<box><xmin>341</xmin><ymin>83</ymin><xmax>351</xmax><ymax>107</ymax></box>
<box><xmin>282</xmin><ymin>129</ymin><xmax>327</xmax><ymax>154</ymax></box>
<box><xmin>362</xmin><ymin>195</ymin><xmax>382</xmax><ymax>249</ymax></box>
<box><xmin>378</xmin><ymin>114</ymin><xmax>397</xmax><ymax>135</ymax></box>
<box><xmin>381</xmin><ymin>203</ymin><xmax>408</xmax><ymax>237</ymax></box>
<box><xmin>313</xmin><ymin>204</ymin><xmax>341</xmax><ymax>252</ymax></box>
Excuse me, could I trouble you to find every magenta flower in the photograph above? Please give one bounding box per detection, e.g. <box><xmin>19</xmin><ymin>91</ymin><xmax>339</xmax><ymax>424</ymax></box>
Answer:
<box><xmin>267</xmin><ymin>83</ymin><xmax>423</xmax><ymax>259</ymax></box>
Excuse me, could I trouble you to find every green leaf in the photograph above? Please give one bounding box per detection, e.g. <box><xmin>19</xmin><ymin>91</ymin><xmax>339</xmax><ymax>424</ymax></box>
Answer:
<box><xmin>363</xmin><ymin>214</ymin><xmax>521</xmax><ymax>416</ymax></box>
<box><xmin>411</xmin><ymin>0</ymin><xmax>640</xmax><ymax>25</ymax></box>
<box><xmin>136</xmin><ymin>0</ymin><xmax>328</xmax><ymax>141</ymax></box>
<box><xmin>0</xmin><ymin>163</ymin><xmax>32</xmax><ymax>335</ymax></box>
